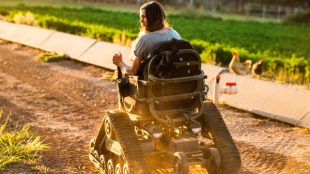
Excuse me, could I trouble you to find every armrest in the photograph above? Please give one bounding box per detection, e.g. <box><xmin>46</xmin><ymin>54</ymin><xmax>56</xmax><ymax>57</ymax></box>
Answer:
<box><xmin>138</xmin><ymin>80</ymin><xmax>148</xmax><ymax>86</ymax></box>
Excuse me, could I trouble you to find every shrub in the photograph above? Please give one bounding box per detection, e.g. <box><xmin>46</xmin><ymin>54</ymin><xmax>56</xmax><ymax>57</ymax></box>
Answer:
<box><xmin>0</xmin><ymin>8</ymin><xmax>9</xmax><ymax>16</ymax></box>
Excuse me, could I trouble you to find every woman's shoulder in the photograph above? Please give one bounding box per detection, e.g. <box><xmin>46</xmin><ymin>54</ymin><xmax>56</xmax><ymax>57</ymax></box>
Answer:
<box><xmin>137</xmin><ymin>33</ymin><xmax>153</xmax><ymax>42</ymax></box>
<box><xmin>135</xmin><ymin>33</ymin><xmax>151</xmax><ymax>46</ymax></box>
<box><xmin>137</xmin><ymin>28</ymin><xmax>181</xmax><ymax>42</ymax></box>
<box><xmin>168</xmin><ymin>28</ymin><xmax>182</xmax><ymax>39</ymax></box>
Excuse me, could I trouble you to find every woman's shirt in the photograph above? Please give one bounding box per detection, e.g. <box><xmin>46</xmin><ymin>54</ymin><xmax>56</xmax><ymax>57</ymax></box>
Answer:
<box><xmin>134</xmin><ymin>28</ymin><xmax>182</xmax><ymax>59</ymax></box>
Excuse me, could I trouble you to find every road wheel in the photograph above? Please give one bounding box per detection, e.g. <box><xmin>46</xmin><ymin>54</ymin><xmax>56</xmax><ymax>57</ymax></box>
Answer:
<box><xmin>115</xmin><ymin>163</ymin><xmax>122</xmax><ymax>174</ymax></box>
<box><xmin>173</xmin><ymin>152</ymin><xmax>189</xmax><ymax>174</ymax></box>
<box><xmin>99</xmin><ymin>155</ymin><xmax>107</xmax><ymax>172</ymax></box>
<box><xmin>123</xmin><ymin>163</ymin><xmax>130</xmax><ymax>174</ymax></box>
<box><xmin>107</xmin><ymin>159</ymin><xmax>115</xmax><ymax>174</ymax></box>
<box><xmin>203</xmin><ymin>147</ymin><xmax>221</xmax><ymax>174</ymax></box>
<box><xmin>89</xmin><ymin>138</ymin><xmax>96</xmax><ymax>154</ymax></box>
<box><xmin>104</xmin><ymin>116</ymin><xmax>115</xmax><ymax>139</ymax></box>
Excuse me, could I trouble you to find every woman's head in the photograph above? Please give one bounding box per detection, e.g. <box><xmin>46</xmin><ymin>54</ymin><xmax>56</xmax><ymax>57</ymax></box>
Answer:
<box><xmin>139</xmin><ymin>1</ymin><xmax>167</xmax><ymax>32</ymax></box>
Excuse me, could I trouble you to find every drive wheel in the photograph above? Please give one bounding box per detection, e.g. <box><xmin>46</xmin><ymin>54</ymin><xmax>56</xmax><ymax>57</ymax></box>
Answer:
<box><xmin>174</xmin><ymin>152</ymin><xmax>189</xmax><ymax>174</ymax></box>
<box><xmin>201</xmin><ymin>102</ymin><xmax>241</xmax><ymax>174</ymax></box>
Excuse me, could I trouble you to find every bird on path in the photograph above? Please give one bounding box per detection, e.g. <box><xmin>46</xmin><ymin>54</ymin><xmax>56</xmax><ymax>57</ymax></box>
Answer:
<box><xmin>229</xmin><ymin>52</ymin><xmax>252</xmax><ymax>75</ymax></box>
<box><xmin>251</xmin><ymin>59</ymin><xmax>264</xmax><ymax>78</ymax></box>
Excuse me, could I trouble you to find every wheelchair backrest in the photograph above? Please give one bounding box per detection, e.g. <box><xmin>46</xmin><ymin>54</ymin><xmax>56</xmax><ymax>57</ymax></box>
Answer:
<box><xmin>138</xmin><ymin>39</ymin><xmax>204</xmax><ymax>113</ymax></box>
<box><xmin>140</xmin><ymin>39</ymin><xmax>202</xmax><ymax>80</ymax></box>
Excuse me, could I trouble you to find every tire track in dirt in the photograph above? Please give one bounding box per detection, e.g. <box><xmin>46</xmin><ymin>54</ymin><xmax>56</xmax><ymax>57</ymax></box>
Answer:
<box><xmin>237</xmin><ymin>141</ymin><xmax>310</xmax><ymax>174</ymax></box>
<box><xmin>218</xmin><ymin>106</ymin><xmax>310</xmax><ymax>174</ymax></box>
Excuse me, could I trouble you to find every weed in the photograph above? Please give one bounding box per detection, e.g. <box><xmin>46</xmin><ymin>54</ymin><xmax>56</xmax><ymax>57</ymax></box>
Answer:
<box><xmin>0</xmin><ymin>111</ymin><xmax>47</xmax><ymax>170</ymax></box>
<box><xmin>34</xmin><ymin>52</ymin><xmax>68</xmax><ymax>62</ymax></box>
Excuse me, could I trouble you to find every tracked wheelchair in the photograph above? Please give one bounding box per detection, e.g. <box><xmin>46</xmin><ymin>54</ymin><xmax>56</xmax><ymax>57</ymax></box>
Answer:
<box><xmin>89</xmin><ymin>39</ymin><xmax>241</xmax><ymax>174</ymax></box>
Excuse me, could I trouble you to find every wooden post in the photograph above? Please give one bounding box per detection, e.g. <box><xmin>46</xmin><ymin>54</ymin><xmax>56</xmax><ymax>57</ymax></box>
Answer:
<box><xmin>294</xmin><ymin>7</ymin><xmax>299</xmax><ymax>15</ymax></box>
<box><xmin>277</xmin><ymin>6</ymin><xmax>281</xmax><ymax>21</ymax></box>
<box><xmin>189</xmin><ymin>0</ymin><xmax>194</xmax><ymax>6</ymax></box>
<box><xmin>262</xmin><ymin>5</ymin><xmax>266</xmax><ymax>21</ymax></box>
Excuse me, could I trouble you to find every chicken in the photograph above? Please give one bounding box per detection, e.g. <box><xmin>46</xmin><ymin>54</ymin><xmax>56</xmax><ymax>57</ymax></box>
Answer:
<box><xmin>251</xmin><ymin>59</ymin><xmax>264</xmax><ymax>78</ymax></box>
<box><xmin>229</xmin><ymin>52</ymin><xmax>252</xmax><ymax>75</ymax></box>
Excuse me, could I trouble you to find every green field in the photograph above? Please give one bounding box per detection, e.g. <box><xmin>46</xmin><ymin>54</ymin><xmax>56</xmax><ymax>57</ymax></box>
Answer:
<box><xmin>0</xmin><ymin>1</ymin><xmax>309</xmax><ymax>86</ymax></box>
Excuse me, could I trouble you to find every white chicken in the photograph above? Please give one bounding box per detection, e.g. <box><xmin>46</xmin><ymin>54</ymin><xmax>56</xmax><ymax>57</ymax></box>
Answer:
<box><xmin>229</xmin><ymin>52</ymin><xmax>252</xmax><ymax>75</ymax></box>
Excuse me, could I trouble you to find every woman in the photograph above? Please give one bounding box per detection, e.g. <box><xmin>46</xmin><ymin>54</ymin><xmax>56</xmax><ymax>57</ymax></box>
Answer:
<box><xmin>112</xmin><ymin>1</ymin><xmax>181</xmax><ymax>75</ymax></box>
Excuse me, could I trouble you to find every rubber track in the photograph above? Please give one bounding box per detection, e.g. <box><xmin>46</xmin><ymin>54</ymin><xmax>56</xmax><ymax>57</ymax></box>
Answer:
<box><xmin>108</xmin><ymin>112</ymin><xmax>149</xmax><ymax>174</ymax></box>
<box><xmin>202</xmin><ymin>102</ymin><xmax>241</xmax><ymax>174</ymax></box>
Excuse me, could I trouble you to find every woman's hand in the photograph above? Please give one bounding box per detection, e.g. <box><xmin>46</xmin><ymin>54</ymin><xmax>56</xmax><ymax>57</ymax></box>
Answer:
<box><xmin>112</xmin><ymin>52</ymin><xmax>123</xmax><ymax>66</ymax></box>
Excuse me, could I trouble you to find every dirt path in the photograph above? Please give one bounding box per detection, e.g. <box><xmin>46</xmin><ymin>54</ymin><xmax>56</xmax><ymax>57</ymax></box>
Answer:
<box><xmin>0</xmin><ymin>41</ymin><xmax>309</xmax><ymax>174</ymax></box>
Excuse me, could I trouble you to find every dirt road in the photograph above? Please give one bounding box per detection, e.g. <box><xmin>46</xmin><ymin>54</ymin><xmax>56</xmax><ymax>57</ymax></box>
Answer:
<box><xmin>0</xmin><ymin>41</ymin><xmax>309</xmax><ymax>174</ymax></box>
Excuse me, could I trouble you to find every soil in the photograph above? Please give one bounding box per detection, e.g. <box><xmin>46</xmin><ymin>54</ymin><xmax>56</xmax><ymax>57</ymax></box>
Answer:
<box><xmin>0</xmin><ymin>40</ymin><xmax>309</xmax><ymax>174</ymax></box>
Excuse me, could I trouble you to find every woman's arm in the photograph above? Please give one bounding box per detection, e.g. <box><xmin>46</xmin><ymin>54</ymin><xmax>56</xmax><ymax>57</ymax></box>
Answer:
<box><xmin>113</xmin><ymin>53</ymin><xmax>141</xmax><ymax>75</ymax></box>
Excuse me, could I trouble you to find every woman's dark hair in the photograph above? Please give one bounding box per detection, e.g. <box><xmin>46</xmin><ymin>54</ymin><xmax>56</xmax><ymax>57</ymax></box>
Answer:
<box><xmin>140</xmin><ymin>1</ymin><xmax>166</xmax><ymax>32</ymax></box>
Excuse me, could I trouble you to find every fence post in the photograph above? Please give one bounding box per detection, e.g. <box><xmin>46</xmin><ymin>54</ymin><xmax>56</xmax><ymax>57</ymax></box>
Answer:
<box><xmin>262</xmin><ymin>5</ymin><xmax>267</xmax><ymax>21</ymax></box>
<box><xmin>189</xmin><ymin>0</ymin><xmax>194</xmax><ymax>6</ymax></box>
<box><xmin>294</xmin><ymin>7</ymin><xmax>299</xmax><ymax>15</ymax></box>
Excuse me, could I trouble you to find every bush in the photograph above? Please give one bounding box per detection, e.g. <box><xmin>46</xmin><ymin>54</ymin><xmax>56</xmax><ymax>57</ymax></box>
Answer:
<box><xmin>0</xmin><ymin>8</ymin><xmax>9</xmax><ymax>16</ymax></box>
<box><xmin>284</xmin><ymin>11</ymin><xmax>310</xmax><ymax>25</ymax></box>
<box><xmin>265</xmin><ymin>56</ymin><xmax>310</xmax><ymax>85</ymax></box>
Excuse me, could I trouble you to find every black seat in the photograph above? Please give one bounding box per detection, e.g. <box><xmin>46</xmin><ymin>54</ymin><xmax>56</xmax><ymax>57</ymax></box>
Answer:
<box><xmin>119</xmin><ymin>39</ymin><xmax>206</xmax><ymax>125</ymax></box>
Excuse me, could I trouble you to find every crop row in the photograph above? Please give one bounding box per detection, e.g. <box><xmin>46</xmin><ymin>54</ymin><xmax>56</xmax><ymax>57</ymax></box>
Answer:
<box><xmin>0</xmin><ymin>4</ymin><xmax>309</xmax><ymax>86</ymax></box>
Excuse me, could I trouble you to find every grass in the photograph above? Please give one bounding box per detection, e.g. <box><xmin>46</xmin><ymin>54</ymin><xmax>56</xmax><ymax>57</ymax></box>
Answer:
<box><xmin>0</xmin><ymin>111</ymin><xmax>47</xmax><ymax>171</ymax></box>
<box><xmin>34</xmin><ymin>52</ymin><xmax>68</xmax><ymax>62</ymax></box>
<box><xmin>1</xmin><ymin>1</ymin><xmax>309</xmax><ymax>58</ymax></box>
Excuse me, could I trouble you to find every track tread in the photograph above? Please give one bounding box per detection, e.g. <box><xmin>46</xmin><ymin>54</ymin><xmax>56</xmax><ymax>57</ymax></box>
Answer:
<box><xmin>108</xmin><ymin>111</ymin><xmax>149</xmax><ymax>174</ymax></box>
<box><xmin>202</xmin><ymin>102</ymin><xmax>241</xmax><ymax>174</ymax></box>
